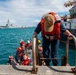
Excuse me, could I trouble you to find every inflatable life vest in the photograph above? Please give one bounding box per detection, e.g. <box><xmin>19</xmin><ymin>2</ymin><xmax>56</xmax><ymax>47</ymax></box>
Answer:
<box><xmin>22</xmin><ymin>58</ymin><xmax>31</xmax><ymax>66</ymax></box>
<box><xmin>40</xmin><ymin>12</ymin><xmax>61</xmax><ymax>40</ymax></box>
<box><xmin>17</xmin><ymin>47</ymin><xmax>23</xmax><ymax>57</ymax></box>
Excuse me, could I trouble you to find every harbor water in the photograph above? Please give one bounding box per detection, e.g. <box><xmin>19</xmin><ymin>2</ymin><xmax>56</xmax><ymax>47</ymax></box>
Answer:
<box><xmin>0</xmin><ymin>28</ymin><xmax>75</xmax><ymax>65</ymax></box>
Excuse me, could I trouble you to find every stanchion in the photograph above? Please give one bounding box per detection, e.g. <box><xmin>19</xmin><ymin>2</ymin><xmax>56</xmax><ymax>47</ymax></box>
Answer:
<box><xmin>68</xmin><ymin>35</ymin><xmax>76</xmax><ymax>75</ymax></box>
<box><xmin>31</xmin><ymin>34</ymin><xmax>38</xmax><ymax>74</ymax></box>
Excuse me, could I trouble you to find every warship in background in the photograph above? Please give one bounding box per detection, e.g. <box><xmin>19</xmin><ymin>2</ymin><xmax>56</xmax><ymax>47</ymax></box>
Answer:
<box><xmin>0</xmin><ymin>19</ymin><xmax>33</xmax><ymax>29</ymax></box>
<box><xmin>0</xmin><ymin>20</ymin><xmax>15</xmax><ymax>29</ymax></box>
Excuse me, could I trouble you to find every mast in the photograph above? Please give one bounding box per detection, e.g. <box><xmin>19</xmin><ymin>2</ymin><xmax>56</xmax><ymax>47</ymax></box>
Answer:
<box><xmin>6</xmin><ymin>19</ymin><xmax>9</xmax><ymax>27</ymax></box>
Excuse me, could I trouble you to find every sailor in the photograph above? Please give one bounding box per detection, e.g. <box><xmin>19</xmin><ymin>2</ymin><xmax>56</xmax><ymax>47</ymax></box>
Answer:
<box><xmin>15</xmin><ymin>40</ymin><xmax>26</xmax><ymax>64</ymax></box>
<box><xmin>33</xmin><ymin>12</ymin><xmax>72</xmax><ymax>66</ymax></box>
<box><xmin>25</xmin><ymin>40</ymin><xmax>32</xmax><ymax>49</ymax></box>
<box><xmin>37</xmin><ymin>39</ymin><xmax>43</xmax><ymax>54</ymax></box>
<box><xmin>8</xmin><ymin>56</ymin><xmax>14</xmax><ymax>65</ymax></box>
<box><xmin>21</xmin><ymin>53</ymin><xmax>32</xmax><ymax>66</ymax></box>
<box><xmin>38</xmin><ymin>39</ymin><xmax>41</xmax><ymax>45</ymax></box>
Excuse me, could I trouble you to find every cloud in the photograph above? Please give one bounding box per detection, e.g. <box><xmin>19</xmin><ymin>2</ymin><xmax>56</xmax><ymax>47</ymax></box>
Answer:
<box><xmin>0</xmin><ymin>0</ymin><xmax>71</xmax><ymax>26</ymax></box>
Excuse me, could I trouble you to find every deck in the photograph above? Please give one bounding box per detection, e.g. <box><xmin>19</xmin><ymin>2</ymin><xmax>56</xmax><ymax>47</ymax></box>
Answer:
<box><xmin>0</xmin><ymin>65</ymin><xmax>75</xmax><ymax>75</ymax></box>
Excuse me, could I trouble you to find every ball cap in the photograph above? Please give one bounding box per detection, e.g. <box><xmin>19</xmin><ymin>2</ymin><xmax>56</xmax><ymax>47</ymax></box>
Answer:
<box><xmin>20</xmin><ymin>40</ymin><xmax>25</xmax><ymax>45</ymax></box>
<box><xmin>44</xmin><ymin>14</ymin><xmax>55</xmax><ymax>32</ymax></box>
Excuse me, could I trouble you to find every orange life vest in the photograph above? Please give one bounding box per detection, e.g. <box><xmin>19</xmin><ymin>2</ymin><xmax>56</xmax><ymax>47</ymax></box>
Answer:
<box><xmin>22</xmin><ymin>58</ymin><xmax>31</xmax><ymax>66</ymax></box>
<box><xmin>40</xmin><ymin>12</ymin><xmax>61</xmax><ymax>40</ymax></box>
<box><xmin>17</xmin><ymin>47</ymin><xmax>23</xmax><ymax>57</ymax></box>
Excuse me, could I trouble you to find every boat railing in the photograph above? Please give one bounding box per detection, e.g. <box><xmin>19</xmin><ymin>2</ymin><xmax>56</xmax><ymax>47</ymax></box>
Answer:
<box><xmin>32</xmin><ymin>34</ymin><xmax>76</xmax><ymax>74</ymax></box>
<box><xmin>65</xmin><ymin>34</ymin><xmax>76</xmax><ymax>65</ymax></box>
<box><xmin>31</xmin><ymin>34</ymin><xmax>38</xmax><ymax>74</ymax></box>
<box><xmin>66</xmin><ymin>34</ymin><xmax>76</xmax><ymax>74</ymax></box>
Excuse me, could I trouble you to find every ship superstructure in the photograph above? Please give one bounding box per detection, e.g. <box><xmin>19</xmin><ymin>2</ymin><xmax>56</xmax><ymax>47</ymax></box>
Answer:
<box><xmin>0</xmin><ymin>20</ymin><xmax>14</xmax><ymax>28</ymax></box>
<box><xmin>63</xmin><ymin>0</ymin><xmax>76</xmax><ymax>36</ymax></box>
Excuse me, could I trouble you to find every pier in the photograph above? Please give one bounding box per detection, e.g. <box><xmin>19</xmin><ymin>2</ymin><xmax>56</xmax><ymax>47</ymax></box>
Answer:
<box><xmin>0</xmin><ymin>65</ymin><xmax>75</xmax><ymax>75</ymax></box>
<box><xmin>0</xmin><ymin>30</ymin><xmax>76</xmax><ymax>75</ymax></box>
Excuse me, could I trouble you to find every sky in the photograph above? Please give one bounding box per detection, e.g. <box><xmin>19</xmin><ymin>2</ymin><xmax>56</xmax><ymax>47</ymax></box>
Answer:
<box><xmin>0</xmin><ymin>0</ymin><xmax>72</xmax><ymax>27</ymax></box>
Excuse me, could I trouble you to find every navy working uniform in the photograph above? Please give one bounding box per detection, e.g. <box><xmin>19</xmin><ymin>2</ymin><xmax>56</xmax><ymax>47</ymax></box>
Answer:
<box><xmin>34</xmin><ymin>22</ymin><xmax>66</xmax><ymax>66</ymax></box>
